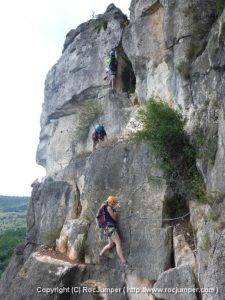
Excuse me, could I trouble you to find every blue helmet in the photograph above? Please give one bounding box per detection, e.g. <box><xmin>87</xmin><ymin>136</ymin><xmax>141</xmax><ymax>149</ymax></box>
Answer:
<box><xmin>95</xmin><ymin>124</ymin><xmax>104</xmax><ymax>133</ymax></box>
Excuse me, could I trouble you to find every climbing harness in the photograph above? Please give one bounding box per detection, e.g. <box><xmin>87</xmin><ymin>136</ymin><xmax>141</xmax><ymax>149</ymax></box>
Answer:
<box><xmin>102</xmin><ymin>226</ymin><xmax>117</xmax><ymax>238</ymax></box>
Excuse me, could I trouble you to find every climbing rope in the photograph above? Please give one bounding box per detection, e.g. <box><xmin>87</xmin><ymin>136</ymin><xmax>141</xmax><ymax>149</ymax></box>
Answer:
<box><xmin>119</xmin><ymin>211</ymin><xmax>190</xmax><ymax>222</ymax></box>
<box><xmin>87</xmin><ymin>207</ymin><xmax>190</xmax><ymax>225</ymax></box>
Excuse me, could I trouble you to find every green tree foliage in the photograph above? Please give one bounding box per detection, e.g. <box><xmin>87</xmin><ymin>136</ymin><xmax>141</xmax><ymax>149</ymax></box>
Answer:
<box><xmin>0</xmin><ymin>196</ymin><xmax>28</xmax><ymax>277</ymax></box>
<box><xmin>0</xmin><ymin>196</ymin><xmax>28</xmax><ymax>234</ymax></box>
<box><xmin>0</xmin><ymin>227</ymin><xmax>26</xmax><ymax>277</ymax></box>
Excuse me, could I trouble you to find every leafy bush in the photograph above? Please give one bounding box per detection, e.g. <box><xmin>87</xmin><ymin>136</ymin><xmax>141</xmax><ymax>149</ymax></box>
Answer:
<box><xmin>135</xmin><ymin>98</ymin><xmax>187</xmax><ymax>173</ymax></box>
<box><xmin>76</xmin><ymin>100</ymin><xmax>103</xmax><ymax>141</ymax></box>
<box><xmin>134</xmin><ymin>97</ymin><xmax>205</xmax><ymax>202</ymax></box>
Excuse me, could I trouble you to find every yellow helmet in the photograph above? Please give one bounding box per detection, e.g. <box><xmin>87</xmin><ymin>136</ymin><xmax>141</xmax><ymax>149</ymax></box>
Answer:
<box><xmin>107</xmin><ymin>195</ymin><xmax>118</xmax><ymax>206</ymax></box>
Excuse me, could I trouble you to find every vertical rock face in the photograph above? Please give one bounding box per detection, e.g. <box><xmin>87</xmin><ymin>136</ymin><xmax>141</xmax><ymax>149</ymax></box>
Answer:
<box><xmin>123</xmin><ymin>0</ymin><xmax>218</xmax><ymax>107</ymax></box>
<box><xmin>1</xmin><ymin>1</ymin><xmax>225</xmax><ymax>300</ymax></box>
<box><xmin>123</xmin><ymin>0</ymin><xmax>171</xmax><ymax>102</ymax></box>
<box><xmin>41</xmin><ymin>4</ymin><xmax>127</xmax><ymax>125</ymax></box>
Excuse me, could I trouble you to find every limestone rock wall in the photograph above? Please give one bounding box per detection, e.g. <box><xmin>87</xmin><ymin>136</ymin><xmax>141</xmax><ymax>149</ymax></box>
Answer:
<box><xmin>1</xmin><ymin>2</ymin><xmax>225</xmax><ymax>300</ymax></box>
<box><xmin>123</xmin><ymin>0</ymin><xmax>171</xmax><ymax>102</ymax></box>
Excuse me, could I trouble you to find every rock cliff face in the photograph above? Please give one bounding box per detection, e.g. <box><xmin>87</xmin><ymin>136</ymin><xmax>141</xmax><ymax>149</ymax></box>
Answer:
<box><xmin>1</xmin><ymin>2</ymin><xmax>225</xmax><ymax>299</ymax></box>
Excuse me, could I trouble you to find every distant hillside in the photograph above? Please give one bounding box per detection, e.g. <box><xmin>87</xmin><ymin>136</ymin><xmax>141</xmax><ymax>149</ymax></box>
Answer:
<box><xmin>0</xmin><ymin>196</ymin><xmax>29</xmax><ymax>277</ymax></box>
<box><xmin>0</xmin><ymin>195</ymin><xmax>29</xmax><ymax>212</ymax></box>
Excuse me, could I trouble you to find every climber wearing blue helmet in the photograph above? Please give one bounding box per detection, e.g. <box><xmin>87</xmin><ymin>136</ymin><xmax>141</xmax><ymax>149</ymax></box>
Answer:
<box><xmin>92</xmin><ymin>124</ymin><xmax>107</xmax><ymax>152</ymax></box>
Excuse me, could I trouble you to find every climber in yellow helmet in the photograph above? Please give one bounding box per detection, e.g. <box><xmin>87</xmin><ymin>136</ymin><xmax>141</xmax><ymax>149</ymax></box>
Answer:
<box><xmin>97</xmin><ymin>195</ymin><xmax>127</xmax><ymax>267</ymax></box>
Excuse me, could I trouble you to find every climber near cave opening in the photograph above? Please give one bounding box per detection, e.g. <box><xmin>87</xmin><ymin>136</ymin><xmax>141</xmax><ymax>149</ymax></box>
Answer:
<box><xmin>104</xmin><ymin>48</ymin><xmax>118</xmax><ymax>91</ymax></box>
<box><xmin>97</xmin><ymin>196</ymin><xmax>127</xmax><ymax>267</ymax></box>
<box><xmin>92</xmin><ymin>124</ymin><xmax>108</xmax><ymax>152</ymax></box>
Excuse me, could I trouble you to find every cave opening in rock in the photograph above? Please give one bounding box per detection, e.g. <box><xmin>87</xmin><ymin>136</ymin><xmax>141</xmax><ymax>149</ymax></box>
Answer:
<box><xmin>116</xmin><ymin>43</ymin><xmax>136</xmax><ymax>94</ymax></box>
<box><xmin>121</xmin><ymin>56</ymin><xmax>136</xmax><ymax>93</ymax></box>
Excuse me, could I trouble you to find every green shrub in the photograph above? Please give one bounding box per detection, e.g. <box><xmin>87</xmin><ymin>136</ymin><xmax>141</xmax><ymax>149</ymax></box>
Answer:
<box><xmin>135</xmin><ymin>98</ymin><xmax>187</xmax><ymax>173</ymax></box>
<box><xmin>76</xmin><ymin>100</ymin><xmax>103</xmax><ymax>141</ymax></box>
<box><xmin>134</xmin><ymin>97</ymin><xmax>205</xmax><ymax>203</ymax></box>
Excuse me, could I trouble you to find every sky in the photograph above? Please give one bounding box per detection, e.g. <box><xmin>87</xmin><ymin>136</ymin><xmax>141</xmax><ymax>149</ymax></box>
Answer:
<box><xmin>0</xmin><ymin>0</ymin><xmax>130</xmax><ymax>196</ymax></box>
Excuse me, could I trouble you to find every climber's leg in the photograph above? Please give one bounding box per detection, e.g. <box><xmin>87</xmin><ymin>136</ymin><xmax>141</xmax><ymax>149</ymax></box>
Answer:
<box><xmin>99</xmin><ymin>135</ymin><xmax>108</xmax><ymax>147</ymax></box>
<box><xmin>111</xmin><ymin>232</ymin><xmax>126</xmax><ymax>264</ymax></box>
<box><xmin>99</xmin><ymin>240</ymin><xmax>115</xmax><ymax>256</ymax></box>
<box><xmin>92</xmin><ymin>139</ymin><xmax>98</xmax><ymax>152</ymax></box>
<box><xmin>111</xmin><ymin>74</ymin><xmax>116</xmax><ymax>91</ymax></box>
<box><xmin>103</xmin><ymin>135</ymin><xmax>108</xmax><ymax>146</ymax></box>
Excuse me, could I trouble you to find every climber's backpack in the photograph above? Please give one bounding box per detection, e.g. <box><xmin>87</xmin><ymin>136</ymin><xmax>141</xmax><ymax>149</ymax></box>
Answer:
<box><xmin>96</xmin><ymin>205</ymin><xmax>107</xmax><ymax>228</ymax></box>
